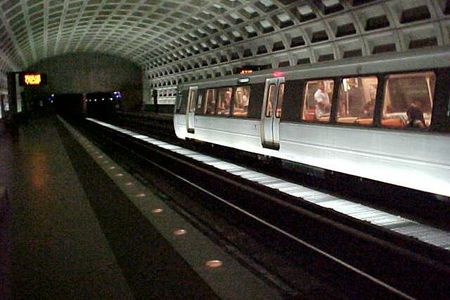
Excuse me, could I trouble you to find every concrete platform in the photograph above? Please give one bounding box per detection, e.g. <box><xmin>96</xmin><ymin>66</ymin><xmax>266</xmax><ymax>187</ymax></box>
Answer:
<box><xmin>0</xmin><ymin>116</ymin><xmax>282</xmax><ymax>299</ymax></box>
<box><xmin>0</xmin><ymin>117</ymin><xmax>134</xmax><ymax>299</ymax></box>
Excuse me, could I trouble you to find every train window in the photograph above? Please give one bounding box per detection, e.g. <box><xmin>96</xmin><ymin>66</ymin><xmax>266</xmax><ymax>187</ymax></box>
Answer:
<box><xmin>447</xmin><ymin>91</ymin><xmax>450</xmax><ymax>131</ymax></box>
<box><xmin>275</xmin><ymin>83</ymin><xmax>284</xmax><ymax>118</ymax></box>
<box><xmin>382</xmin><ymin>72</ymin><xmax>435</xmax><ymax>128</ymax></box>
<box><xmin>337</xmin><ymin>76</ymin><xmax>378</xmax><ymax>126</ymax></box>
<box><xmin>247</xmin><ymin>83</ymin><xmax>265</xmax><ymax>119</ymax></box>
<box><xmin>204</xmin><ymin>89</ymin><xmax>217</xmax><ymax>115</ymax></box>
<box><xmin>175</xmin><ymin>93</ymin><xmax>182</xmax><ymax>113</ymax></box>
<box><xmin>301</xmin><ymin>79</ymin><xmax>334</xmax><ymax>122</ymax></box>
<box><xmin>265</xmin><ymin>84</ymin><xmax>277</xmax><ymax>117</ymax></box>
<box><xmin>281</xmin><ymin>80</ymin><xmax>303</xmax><ymax>122</ymax></box>
<box><xmin>216</xmin><ymin>87</ymin><xmax>232</xmax><ymax>116</ymax></box>
<box><xmin>232</xmin><ymin>86</ymin><xmax>250</xmax><ymax>117</ymax></box>
<box><xmin>188</xmin><ymin>89</ymin><xmax>197</xmax><ymax>113</ymax></box>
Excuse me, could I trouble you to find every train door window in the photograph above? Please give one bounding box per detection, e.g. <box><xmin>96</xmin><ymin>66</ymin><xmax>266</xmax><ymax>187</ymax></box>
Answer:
<box><xmin>176</xmin><ymin>90</ymin><xmax>188</xmax><ymax>114</ymax></box>
<box><xmin>445</xmin><ymin>80</ymin><xmax>450</xmax><ymax>130</ymax></box>
<box><xmin>382</xmin><ymin>71</ymin><xmax>435</xmax><ymax>128</ymax></box>
<box><xmin>301</xmin><ymin>79</ymin><xmax>334</xmax><ymax>122</ymax></box>
<box><xmin>216</xmin><ymin>87</ymin><xmax>233</xmax><ymax>116</ymax></box>
<box><xmin>0</xmin><ymin>95</ymin><xmax>3</xmax><ymax>119</ymax></box>
<box><xmin>188</xmin><ymin>89</ymin><xmax>197</xmax><ymax>113</ymax></box>
<box><xmin>448</xmin><ymin>93</ymin><xmax>450</xmax><ymax>125</ymax></box>
<box><xmin>337</xmin><ymin>76</ymin><xmax>378</xmax><ymax>126</ymax></box>
<box><xmin>232</xmin><ymin>86</ymin><xmax>250</xmax><ymax>117</ymax></box>
<box><xmin>204</xmin><ymin>89</ymin><xmax>217</xmax><ymax>115</ymax></box>
<box><xmin>275</xmin><ymin>83</ymin><xmax>285</xmax><ymax>118</ymax></box>
<box><xmin>3</xmin><ymin>96</ymin><xmax>9</xmax><ymax>112</ymax></box>
<box><xmin>265</xmin><ymin>84</ymin><xmax>277</xmax><ymax>117</ymax></box>
<box><xmin>175</xmin><ymin>93</ymin><xmax>181</xmax><ymax>113</ymax></box>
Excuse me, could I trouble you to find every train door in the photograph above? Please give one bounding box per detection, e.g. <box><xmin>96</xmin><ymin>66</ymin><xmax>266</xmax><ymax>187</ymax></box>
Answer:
<box><xmin>186</xmin><ymin>87</ymin><xmax>197</xmax><ymax>133</ymax></box>
<box><xmin>261</xmin><ymin>77</ymin><xmax>285</xmax><ymax>150</ymax></box>
<box><xmin>0</xmin><ymin>95</ymin><xmax>4</xmax><ymax>119</ymax></box>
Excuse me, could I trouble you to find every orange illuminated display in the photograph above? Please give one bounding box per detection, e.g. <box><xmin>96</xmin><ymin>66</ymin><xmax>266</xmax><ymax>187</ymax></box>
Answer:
<box><xmin>19</xmin><ymin>72</ymin><xmax>46</xmax><ymax>86</ymax></box>
<box><xmin>24</xmin><ymin>74</ymin><xmax>42</xmax><ymax>85</ymax></box>
<box><xmin>239</xmin><ymin>69</ymin><xmax>253</xmax><ymax>75</ymax></box>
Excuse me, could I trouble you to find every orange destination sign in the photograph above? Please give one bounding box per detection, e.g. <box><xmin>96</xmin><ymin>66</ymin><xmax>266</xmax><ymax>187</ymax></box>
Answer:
<box><xmin>24</xmin><ymin>74</ymin><xmax>42</xmax><ymax>85</ymax></box>
<box><xmin>19</xmin><ymin>72</ymin><xmax>47</xmax><ymax>86</ymax></box>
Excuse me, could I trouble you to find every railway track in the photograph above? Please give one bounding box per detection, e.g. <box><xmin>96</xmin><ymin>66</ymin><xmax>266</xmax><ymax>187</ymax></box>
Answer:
<box><xmin>68</xmin><ymin>116</ymin><xmax>450</xmax><ymax>299</ymax></box>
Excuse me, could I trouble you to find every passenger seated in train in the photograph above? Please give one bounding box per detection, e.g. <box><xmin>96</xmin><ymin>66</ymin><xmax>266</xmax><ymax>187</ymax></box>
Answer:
<box><xmin>232</xmin><ymin>87</ymin><xmax>250</xmax><ymax>117</ymax></box>
<box><xmin>205</xmin><ymin>89</ymin><xmax>216</xmax><ymax>114</ymax></box>
<box><xmin>336</xmin><ymin>76</ymin><xmax>377</xmax><ymax>125</ymax></box>
<box><xmin>347</xmin><ymin>80</ymin><xmax>365</xmax><ymax>116</ymax></box>
<box><xmin>380</xmin><ymin>71</ymin><xmax>435</xmax><ymax>128</ymax></box>
<box><xmin>406</xmin><ymin>100</ymin><xmax>426</xmax><ymax>128</ymax></box>
<box><xmin>314</xmin><ymin>81</ymin><xmax>331</xmax><ymax>119</ymax></box>
<box><xmin>216</xmin><ymin>88</ymin><xmax>232</xmax><ymax>115</ymax></box>
<box><xmin>363</xmin><ymin>99</ymin><xmax>375</xmax><ymax>117</ymax></box>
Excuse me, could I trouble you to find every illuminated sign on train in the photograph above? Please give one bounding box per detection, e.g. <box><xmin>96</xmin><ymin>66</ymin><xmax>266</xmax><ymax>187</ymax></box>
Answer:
<box><xmin>239</xmin><ymin>69</ymin><xmax>253</xmax><ymax>75</ymax></box>
<box><xmin>235</xmin><ymin>65</ymin><xmax>262</xmax><ymax>75</ymax></box>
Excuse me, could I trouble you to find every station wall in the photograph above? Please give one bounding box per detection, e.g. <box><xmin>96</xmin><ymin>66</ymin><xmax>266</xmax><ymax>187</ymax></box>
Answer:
<box><xmin>28</xmin><ymin>53</ymin><xmax>143</xmax><ymax>111</ymax></box>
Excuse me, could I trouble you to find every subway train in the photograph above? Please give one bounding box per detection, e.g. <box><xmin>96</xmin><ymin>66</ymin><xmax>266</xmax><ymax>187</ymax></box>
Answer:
<box><xmin>173</xmin><ymin>47</ymin><xmax>450</xmax><ymax>198</ymax></box>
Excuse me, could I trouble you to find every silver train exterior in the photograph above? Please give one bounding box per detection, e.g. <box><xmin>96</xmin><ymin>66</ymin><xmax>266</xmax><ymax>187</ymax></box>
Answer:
<box><xmin>174</xmin><ymin>48</ymin><xmax>450</xmax><ymax>198</ymax></box>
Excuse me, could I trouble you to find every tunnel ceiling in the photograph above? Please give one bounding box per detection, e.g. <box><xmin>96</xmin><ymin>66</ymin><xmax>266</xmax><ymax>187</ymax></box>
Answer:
<box><xmin>0</xmin><ymin>0</ymin><xmax>449</xmax><ymax>88</ymax></box>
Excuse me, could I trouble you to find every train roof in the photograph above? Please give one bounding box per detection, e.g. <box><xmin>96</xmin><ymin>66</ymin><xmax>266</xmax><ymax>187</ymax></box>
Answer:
<box><xmin>178</xmin><ymin>46</ymin><xmax>450</xmax><ymax>90</ymax></box>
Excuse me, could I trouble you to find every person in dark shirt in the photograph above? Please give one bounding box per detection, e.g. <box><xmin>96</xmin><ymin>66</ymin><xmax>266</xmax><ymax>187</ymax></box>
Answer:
<box><xmin>407</xmin><ymin>100</ymin><xmax>426</xmax><ymax>128</ymax></box>
<box><xmin>347</xmin><ymin>82</ymin><xmax>365</xmax><ymax>116</ymax></box>
<box><xmin>363</xmin><ymin>98</ymin><xmax>375</xmax><ymax>117</ymax></box>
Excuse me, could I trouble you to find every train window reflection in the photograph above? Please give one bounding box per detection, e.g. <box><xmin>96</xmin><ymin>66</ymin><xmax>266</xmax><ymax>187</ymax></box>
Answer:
<box><xmin>302</xmin><ymin>79</ymin><xmax>334</xmax><ymax>123</ymax></box>
<box><xmin>382</xmin><ymin>72</ymin><xmax>435</xmax><ymax>128</ymax></box>
<box><xmin>337</xmin><ymin>76</ymin><xmax>378</xmax><ymax>126</ymax></box>
<box><xmin>232</xmin><ymin>86</ymin><xmax>250</xmax><ymax>117</ymax></box>
<box><xmin>216</xmin><ymin>87</ymin><xmax>232</xmax><ymax>116</ymax></box>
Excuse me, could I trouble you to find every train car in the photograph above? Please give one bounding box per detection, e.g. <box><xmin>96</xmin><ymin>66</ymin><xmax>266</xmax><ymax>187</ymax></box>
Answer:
<box><xmin>173</xmin><ymin>47</ymin><xmax>450</xmax><ymax>198</ymax></box>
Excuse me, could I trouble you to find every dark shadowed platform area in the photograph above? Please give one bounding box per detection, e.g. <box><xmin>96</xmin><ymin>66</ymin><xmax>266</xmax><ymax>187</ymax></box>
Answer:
<box><xmin>0</xmin><ymin>116</ymin><xmax>223</xmax><ymax>299</ymax></box>
<box><xmin>0</xmin><ymin>117</ymin><xmax>134</xmax><ymax>299</ymax></box>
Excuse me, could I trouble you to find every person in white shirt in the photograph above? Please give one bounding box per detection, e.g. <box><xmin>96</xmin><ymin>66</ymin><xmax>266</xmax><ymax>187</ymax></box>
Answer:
<box><xmin>314</xmin><ymin>81</ymin><xmax>330</xmax><ymax>119</ymax></box>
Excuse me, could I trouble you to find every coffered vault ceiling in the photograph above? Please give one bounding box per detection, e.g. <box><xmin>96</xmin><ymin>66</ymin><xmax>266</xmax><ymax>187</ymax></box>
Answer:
<box><xmin>0</xmin><ymin>0</ymin><xmax>449</xmax><ymax>89</ymax></box>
